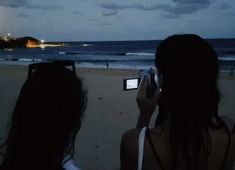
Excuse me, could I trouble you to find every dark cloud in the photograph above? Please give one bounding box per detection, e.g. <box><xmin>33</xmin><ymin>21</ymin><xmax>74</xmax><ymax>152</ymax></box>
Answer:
<box><xmin>172</xmin><ymin>0</ymin><xmax>209</xmax><ymax>4</ymax></box>
<box><xmin>0</xmin><ymin>0</ymin><xmax>62</xmax><ymax>9</ymax></box>
<box><xmin>167</xmin><ymin>4</ymin><xmax>209</xmax><ymax>14</ymax></box>
<box><xmin>100</xmin><ymin>0</ymin><xmax>212</xmax><ymax>16</ymax></box>
<box><xmin>101</xmin><ymin>4</ymin><xmax>127</xmax><ymax>10</ymax></box>
<box><xmin>102</xmin><ymin>9</ymin><xmax>117</xmax><ymax>16</ymax></box>
<box><xmin>0</xmin><ymin>0</ymin><xmax>28</xmax><ymax>8</ymax></box>
<box><xmin>132</xmin><ymin>4</ymin><xmax>171</xmax><ymax>11</ymax></box>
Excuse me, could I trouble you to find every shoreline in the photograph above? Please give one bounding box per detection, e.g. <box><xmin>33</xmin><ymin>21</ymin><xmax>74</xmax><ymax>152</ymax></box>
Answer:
<box><xmin>1</xmin><ymin>60</ymin><xmax>235</xmax><ymax>71</ymax></box>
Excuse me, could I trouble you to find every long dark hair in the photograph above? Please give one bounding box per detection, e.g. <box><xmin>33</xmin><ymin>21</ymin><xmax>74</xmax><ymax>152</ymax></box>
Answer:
<box><xmin>155</xmin><ymin>34</ymin><xmax>231</xmax><ymax>170</ymax></box>
<box><xmin>0</xmin><ymin>61</ymin><xmax>87</xmax><ymax>170</ymax></box>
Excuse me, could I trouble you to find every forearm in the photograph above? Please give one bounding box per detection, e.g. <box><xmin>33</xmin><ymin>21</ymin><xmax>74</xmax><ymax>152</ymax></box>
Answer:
<box><xmin>136</xmin><ymin>113</ymin><xmax>152</xmax><ymax>128</ymax></box>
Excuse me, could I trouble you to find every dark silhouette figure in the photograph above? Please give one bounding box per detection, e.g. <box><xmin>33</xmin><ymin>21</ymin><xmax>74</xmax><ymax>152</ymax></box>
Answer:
<box><xmin>121</xmin><ymin>35</ymin><xmax>235</xmax><ymax>170</ymax></box>
<box><xmin>0</xmin><ymin>61</ymin><xmax>86</xmax><ymax>170</ymax></box>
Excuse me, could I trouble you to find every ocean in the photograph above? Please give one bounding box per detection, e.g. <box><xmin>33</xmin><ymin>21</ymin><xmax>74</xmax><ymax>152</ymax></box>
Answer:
<box><xmin>0</xmin><ymin>39</ymin><xmax>235</xmax><ymax>70</ymax></box>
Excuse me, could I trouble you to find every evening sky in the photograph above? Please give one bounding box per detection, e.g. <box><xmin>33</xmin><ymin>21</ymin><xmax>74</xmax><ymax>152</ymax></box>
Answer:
<box><xmin>0</xmin><ymin>0</ymin><xmax>234</xmax><ymax>41</ymax></box>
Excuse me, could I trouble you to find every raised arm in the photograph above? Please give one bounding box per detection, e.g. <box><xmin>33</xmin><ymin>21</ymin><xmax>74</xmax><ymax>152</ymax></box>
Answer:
<box><xmin>136</xmin><ymin>75</ymin><xmax>160</xmax><ymax>128</ymax></box>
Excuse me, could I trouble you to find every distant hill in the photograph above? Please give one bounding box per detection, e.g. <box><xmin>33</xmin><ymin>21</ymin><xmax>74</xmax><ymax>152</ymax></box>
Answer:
<box><xmin>0</xmin><ymin>36</ymin><xmax>40</xmax><ymax>48</ymax></box>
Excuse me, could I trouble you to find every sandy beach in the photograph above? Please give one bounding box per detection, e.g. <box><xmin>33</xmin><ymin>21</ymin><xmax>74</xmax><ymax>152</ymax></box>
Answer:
<box><xmin>0</xmin><ymin>63</ymin><xmax>235</xmax><ymax>170</ymax></box>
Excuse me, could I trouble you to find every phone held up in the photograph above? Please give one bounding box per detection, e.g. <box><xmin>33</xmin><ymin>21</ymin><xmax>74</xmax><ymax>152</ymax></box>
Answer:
<box><xmin>123</xmin><ymin>67</ymin><xmax>159</xmax><ymax>99</ymax></box>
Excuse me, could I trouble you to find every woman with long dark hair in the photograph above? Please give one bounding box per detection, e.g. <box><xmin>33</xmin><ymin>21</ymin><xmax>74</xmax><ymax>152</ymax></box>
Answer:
<box><xmin>121</xmin><ymin>34</ymin><xmax>235</xmax><ymax>170</ymax></box>
<box><xmin>0</xmin><ymin>61</ymin><xmax>87</xmax><ymax>170</ymax></box>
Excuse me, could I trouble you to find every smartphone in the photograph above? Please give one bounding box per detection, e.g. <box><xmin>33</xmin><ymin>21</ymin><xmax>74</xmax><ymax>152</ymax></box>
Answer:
<box><xmin>123</xmin><ymin>78</ymin><xmax>140</xmax><ymax>90</ymax></box>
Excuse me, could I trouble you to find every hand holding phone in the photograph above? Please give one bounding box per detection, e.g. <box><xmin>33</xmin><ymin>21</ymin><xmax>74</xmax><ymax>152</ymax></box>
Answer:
<box><xmin>139</xmin><ymin>67</ymin><xmax>159</xmax><ymax>99</ymax></box>
<box><xmin>146</xmin><ymin>68</ymin><xmax>157</xmax><ymax>99</ymax></box>
<box><xmin>136</xmin><ymin>67</ymin><xmax>161</xmax><ymax>125</ymax></box>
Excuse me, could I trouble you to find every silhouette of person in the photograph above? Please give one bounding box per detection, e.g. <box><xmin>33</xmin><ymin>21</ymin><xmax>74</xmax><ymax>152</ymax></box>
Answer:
<box><xmin>0</xmin><ymin>61</ymin><xmax>86</xmax><ymax>170</ymax></box>
<box><xmin>121</xmin><ymin>34</ymin><xmax>235</xmax><ymax>170</ymax></box>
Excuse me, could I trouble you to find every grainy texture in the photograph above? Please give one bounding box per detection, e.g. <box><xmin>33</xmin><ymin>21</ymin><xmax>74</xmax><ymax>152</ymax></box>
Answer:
<box><xmin>0</xmin><ymin>64</ymin><xmax>234</xmax><ymax>170</ymax></box>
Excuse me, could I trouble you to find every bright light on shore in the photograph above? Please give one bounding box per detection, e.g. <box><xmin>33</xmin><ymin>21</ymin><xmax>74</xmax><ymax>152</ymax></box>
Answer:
<box><xmin>7</xmin><ymin>33</ymin><xmax>11</xmax><ymax>36</ymax></box>
<box><xmin>41</xmin><ymin>39</ymin><xmax>45</xmax><ymax>44</ymax></box>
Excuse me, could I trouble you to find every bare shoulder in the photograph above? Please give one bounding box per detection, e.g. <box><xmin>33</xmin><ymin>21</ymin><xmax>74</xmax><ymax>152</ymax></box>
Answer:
<box><xmin>122</xmin><ymin>129</ymin><xmax>140</xmax><ymax>143</ymax></box>
<box><xmin>121</xmin><ymin>129</ymin><xmax>141</xmax><ymax>155</ymax></box>
<box><xmin>120</xmin><ymin>129</ymin><xmax>141</xmax><ymax>170</ymax></box>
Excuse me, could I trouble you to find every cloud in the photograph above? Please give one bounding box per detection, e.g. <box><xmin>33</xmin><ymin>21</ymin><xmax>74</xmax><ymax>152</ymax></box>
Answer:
<box><xmin>100</xmin><ymin>0</ymin><xmax>212</xmax><ymax>16</ymax></box>
<box><xmin>166</xmin><ymin>3</ymin><xmax>209</xmax><ymax>14</ymax></box>
<box><xmin>72</xmin><ymin>11</ymin><xmax>83</xmax><ymax>15</ymax></box>
<box><xmin>27</xmin><ymin>4</ymin><xmax>62</xmax><ymax>10</ymax></box>
<box><xmin>0</xmin><ymin>0</ymin><xmax>62</xmax><ymax>9</ymax></box>
<box><xmin>102</xmin><ymin>9</ymin><xmax>117</xmax><ymax>16</ymax></box>
<box><xmin>0</xmin><ymin>0</ymin><xmax>28</xmax><ymax>8</ymax></box>
<box><xmin>18</xmin><ymin>12</ymin><xmax>29</xmax><ymax>18</ymax></box>
<box><xmin>216</xmin><ymin>2</ymin><xmax>230</xmax><ymax>10</ymax></box>
<box><xmin>99</xmin><ymin>22</ymin><xmax>112</xmax><ymax>26</ymax></box>
<box><xmin>87</xmin><ymin>18</ymin><xmax>97</xmax><ymax>22</ymax></box>
<box><xmin>172</xmin><ymin>0</ymin><xmax>209</xmax><ymax>4</ymax></box>
<box><xmin>101</xmin><ymin>3</ymin><xmax>127</xmax><ymax>10</ymax></box>
<box><xmin>163</xmin><ymin>13</ymin><xmax>181</xmax><ymax>19</ymax></box>
<box><xmin>132</xmin><ymin>4</ymin><xmax>172</xmax><ymax>11</ymax></box>
<box><xmin>222</xmin><ymin>12</ymin><xmax>235</xmax><ymax>16</ymax></box>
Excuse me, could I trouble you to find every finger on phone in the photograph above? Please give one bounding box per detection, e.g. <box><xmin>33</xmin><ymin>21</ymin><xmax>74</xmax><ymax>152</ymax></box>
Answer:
<box><xmin>137</xmin><ymin>75</ymin><xmax>148</xmax><ymax>98</ymax></box>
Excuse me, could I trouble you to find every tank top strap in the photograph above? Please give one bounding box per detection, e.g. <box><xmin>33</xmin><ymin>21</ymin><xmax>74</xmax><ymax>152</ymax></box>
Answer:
<box><xmin>138</xmin><ymin>127</ymin><xmax>147</xmax><ymax>170</ymax></box>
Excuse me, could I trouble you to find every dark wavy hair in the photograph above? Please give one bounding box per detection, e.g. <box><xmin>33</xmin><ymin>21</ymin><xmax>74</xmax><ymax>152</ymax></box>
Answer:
<box><xmin>155</xmin><ymin>34</ymin><xmax>231</xmax><ymax>170</ymax></box>
<box><xmin>0</xmin><ymin>61</ymin><xmax>87</xmax><ymax>170</ymax></box>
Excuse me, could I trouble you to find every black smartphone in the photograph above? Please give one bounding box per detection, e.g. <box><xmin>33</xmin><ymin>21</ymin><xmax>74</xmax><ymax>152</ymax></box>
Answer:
<box><xmin>123</xmin><ymin>78</ymin><xmax>140</xmax><ymax>90</ymax></box>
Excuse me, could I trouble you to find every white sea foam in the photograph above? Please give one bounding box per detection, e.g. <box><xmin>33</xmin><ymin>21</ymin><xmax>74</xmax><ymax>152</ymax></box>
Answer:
<box><xmin>76</xmin><ymin>62</ymin><xmax>148</xmax><ymax>70</ymax></box>
<box><xmin>126</xmin><ymin>52</ymin><xmax>154</xmax><ymax>56</ymax></box>
<box><xmin>18</xmin><ymin>58</ymin><xmax>33</xmax><ymax>62</ymax></box>
<box><xmin>219</xmin><ymin>56</ymin><xmax>235</xmax><ymax>61</ymax></box>
<box><xmin>82</xmin><ymin>44</ymin><xmax>92</xmax><ymax>47</ymax></box>
<box><xmin>58</xmin><ymin>51</ymin><xmax>66</xmax><ymax>55</ymax></box>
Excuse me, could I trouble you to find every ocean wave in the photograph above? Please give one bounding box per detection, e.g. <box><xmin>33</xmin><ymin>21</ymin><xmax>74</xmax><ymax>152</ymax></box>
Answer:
<box><xmin>219</xmin><ymin>57</ymin><xmax>235</xmax><ymax>61</ymax></box>
<box><xmin>58</xmin><ymin>51</ymin><xmax>126</xmax><ymax>56</ymax></box>
<box><xmin>126</xmin><ymin>52</ymin><xmax>154</xmax><ymax>56</ymax></box>
<box><xmin>5</xmin><ymin>58</ymin><xmax>43</xmax><ymax>62</ymax></box>
<box><xmin>57</xmin><ymin>51</ymin><xmax>155</xmax><ymax>56</ymax></box>
<box><xmin>72</xmin><ymin>59</ymin><xmax>154</xmax><ymax>63</ymax></box>
<box><xmin>81</xmin><ymin>44</ymin><xmax>92</xmax><ymax>47</ymax></box>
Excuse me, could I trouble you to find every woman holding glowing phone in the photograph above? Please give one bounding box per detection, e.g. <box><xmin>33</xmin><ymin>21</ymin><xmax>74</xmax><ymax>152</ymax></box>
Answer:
<box><xmin>121</xmin><ymin>34</ymin><xmax>235</xmax><ymax>170</ymax></box>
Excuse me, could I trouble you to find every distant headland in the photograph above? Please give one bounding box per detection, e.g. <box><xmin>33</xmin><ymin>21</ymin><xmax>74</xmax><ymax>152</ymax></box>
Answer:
<box><xmin>0</xmin><ymin>34</ymin><xmax>65</xmax><ymax>49</ymax></box>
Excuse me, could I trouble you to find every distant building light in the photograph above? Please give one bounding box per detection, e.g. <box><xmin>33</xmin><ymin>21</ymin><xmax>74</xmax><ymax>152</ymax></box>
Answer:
<box><xmin>7</xmin><ymin>33</ymin><xmax>11</xmax><ymax>37</ymax></box>
<box><xmin>41</xmin><ymin>39</ymin><xmax>45</xmax><ymax>44</ymax></box>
